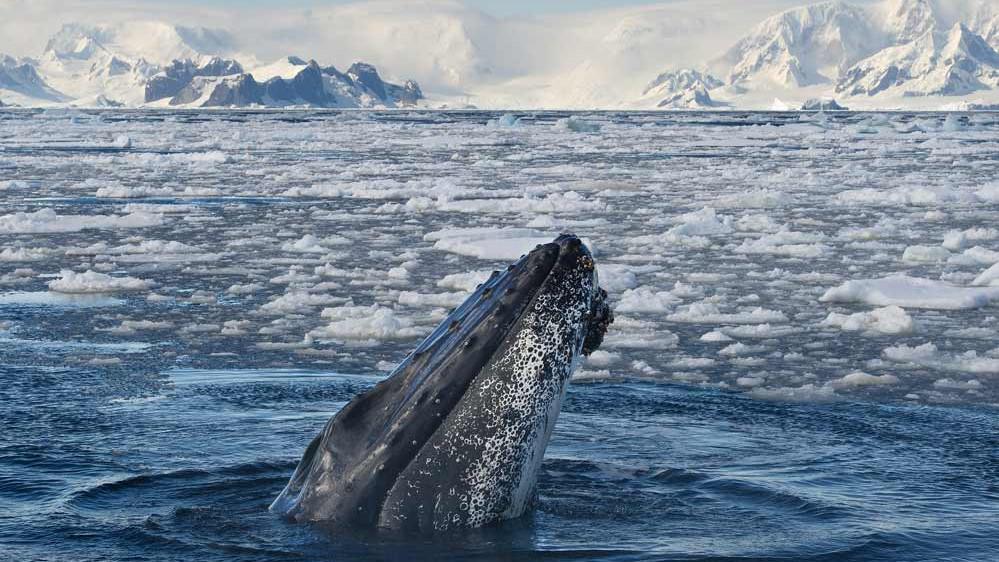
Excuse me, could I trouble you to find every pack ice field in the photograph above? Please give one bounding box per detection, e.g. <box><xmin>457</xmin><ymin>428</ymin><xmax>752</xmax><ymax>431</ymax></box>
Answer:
<box><xmin>2</xmin><ymin>110</ymin><xmax>998</xmax><ymax>404</ymax></box>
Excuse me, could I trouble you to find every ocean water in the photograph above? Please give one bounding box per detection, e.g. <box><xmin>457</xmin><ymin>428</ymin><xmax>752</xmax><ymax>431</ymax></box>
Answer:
<box><xmin>1</xmin><ymin>109</ymin><xmax>998</xmax><ymax>561</ymax></box>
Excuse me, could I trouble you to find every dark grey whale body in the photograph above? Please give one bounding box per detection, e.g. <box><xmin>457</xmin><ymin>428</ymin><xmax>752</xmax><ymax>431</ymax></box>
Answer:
<box><xmin>271</xmin><ymin>234</ymin><xmax>612</xmax><ymax>531</ymax></box>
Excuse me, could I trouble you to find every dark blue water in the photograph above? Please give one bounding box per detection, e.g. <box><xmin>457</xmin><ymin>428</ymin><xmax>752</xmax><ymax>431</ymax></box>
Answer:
<box><xmin>2</xmin><ymin>366</ymin><xmax>997</xmax><ymax>561</ymax></box>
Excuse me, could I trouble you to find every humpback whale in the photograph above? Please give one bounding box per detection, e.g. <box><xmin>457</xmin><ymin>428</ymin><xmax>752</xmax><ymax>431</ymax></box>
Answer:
<box><xmin>271</xmin><ymin>234</ymin><xmax>612</xmax><ymax>531</ymax></box>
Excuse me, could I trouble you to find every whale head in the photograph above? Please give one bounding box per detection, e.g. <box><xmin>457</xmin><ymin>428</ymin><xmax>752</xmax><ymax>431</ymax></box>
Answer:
<box><xmin>271</xmin><ymin>234</ymin><xmax>612</xmax><ymax>531</ymax></box>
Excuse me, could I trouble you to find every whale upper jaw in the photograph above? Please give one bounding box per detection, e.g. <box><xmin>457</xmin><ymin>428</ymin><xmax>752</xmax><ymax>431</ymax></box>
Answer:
<box><xmin>271</xmin><ymin>234</ymin><xmax>610</xmax><ymax>531</ymax></box>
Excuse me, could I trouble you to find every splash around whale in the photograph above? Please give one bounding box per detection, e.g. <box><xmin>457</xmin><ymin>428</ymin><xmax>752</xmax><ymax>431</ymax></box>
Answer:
<box><xmin>270</xmin><ymin>234</ymin><xmax>612</xmax><ymax>532</ymax></box>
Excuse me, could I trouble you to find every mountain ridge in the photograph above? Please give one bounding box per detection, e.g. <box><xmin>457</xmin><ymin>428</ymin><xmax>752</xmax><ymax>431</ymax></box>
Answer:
<box><xmin>1</xmin><ymin>22</ymin><xmax>423</xmax><ymax>109</ymax></box>
<box><xmin>2</xmin><ymin>1</ymin><xmax>999</xmax><ymax>110</ymax></box>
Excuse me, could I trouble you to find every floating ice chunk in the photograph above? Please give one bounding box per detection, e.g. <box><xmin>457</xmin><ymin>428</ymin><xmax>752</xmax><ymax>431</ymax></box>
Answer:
<box><xmin>820</xmin><ymin>275</ymin><xmax>999</xmax><ymax>310</ymax></box>
<box><xmin>571</xmin><ymin>369</ymin><xmax>613</xmax><ymax>382</ymax></box>
<box><xmin>595</xmin><ymin>264</ymin><xmax>639</xmax><ymax>293</ymax></box>
<box><xmin>48</xmin><ymin>270</ymin><xmax>151</xmax><ymax>294</ymax></box>
<box><xmin>884</xmin><ymin>342</ymin><xmax>999</xmax><ymax>374</ymax></box>
<box><xmin>977</xmin><ymin>182</ymin><xmax>999</xmax><ymax>202</ymax></box>
<box><xmin>700</xmin><ymin>330</ymin><xmax>734</xmax><ymax>342</ymax></box>
<box><xmin>735</xmin><ymin>214</ymin><xmax>781</xmax><ymax>233</ymax></box>
<box><xmin>311</xmin><ymin>304</ymin><xmax>422</xmax><ymax>341</ymax></box>
<box><xmin>973</xmin><ymin>263</ymin><xmax>999</xmax><ymax>287</ymax></box>
<box><xmin>398</xmin><ymin>291</ymin><xmax>466</xmax><ymax>308</ymax></box>
<box><xmin>181</xmin><ymin>323</ymin><xmax>221</xmax><ymax>334</ymax></box>
<box><xmin>835</xmin><ymin>185</ymin><xmax>978</xmax><ymax>207</ymax></box>
<box><xmin>112</xmin><ymin>135</ymin><xmax>132</xmax><ymax>148</ymax></box>
<box><xmin>601</xmin><ymin>331</ymin><xmax>678</xmax><ymax>350</ymax></box>
<box><xmin>750</xmin><ymin>384</ymin><xmax>839</xmax><ymax>402</ymax></box>
<box><xmin>942</xmin><ymin>228</ymin><xmax>999</xmax><ymax>251</ymax></box>
<box><xmin>425</xmin><ymin>227</ymin><xmax>553</xmax><ymax>260</ymax></box>
<box><xmin>827</xmin><ymin>372</ymin><xmax>899</xmax><ymax>389</ymax></box>
<box><xmin>670</xmin><ymin>357</ymin><xmax>717</xmax><ymax>369</ymax></box>
<box><xmin>932</xmin><ymin>378</ymin><xmax>982</xmax><ymax>390</ymax></box>
<box><xmin>0</xmin><ymin>291</ymin><xmax>123</xmax><ymax>307</ymax></box>
<box><xmin>902</xmin><ymin>245</ymin><xmax>950</xmax><ymax>263</ymax></box>
<box><xmin>586</xmin><ymin>350</ymin><xmax>621</xmax><ymax>367</ymax></box>
<box><xmin>714</xmin><ymin>189</ymin><xmax>792</xmax><ymax>209</ymax></box>
<box><xmin>614</xmin><ymin>286</ymin><xmax>680</xmax><ymax>313</ymax></box>
<box><xmin>667</xmin><ymin>302</ymin><xmax>788</xmax><ymax>324</ymax></box>
<box><xmin>721</xmin><ymin>324</ymin><xmax>797</xmax><ymax>339</ymax></box>
<box><xmin>103</xmin><ymin>319</ymin><xmax>173</xmax><ymax>335</ymax></box>
<box><xmin>948</xmin><ymin>246</ymin><xmax>999</xmax><ymax>267</ymax></box>
<box><xmin>436</xmin><ymin>270</ymin><xmax>493</xmax><ymax>292</ymax></box>
<box><xmin>418</xmin><ymin>191</ymin><xmax>606</xmax><ymax>215</ymax></box>
<box><xmin>553</xmin><ymin>117</ymin><xmax>600</xmax><ymax>133</ymax></box>
<box><xmin>486</xmin><ymin>114</ymin><xmax>522</xmax><ymax>128</ymax></box>
<box><xmin>838</xmin><ymin>218</ymin><xmax>906</xmax><ymax>241</ymax></box>
<box><xmin>0</xmin><ymin>180</ymin><xmax>31</xmax><ymax>190</ymax></box>
<box><xmin>95</xmin><ymin>185</ymin><xmax>173</xmax><ymax>198</ymax></box>
<box><xmin>735</xmin><ymin>229</ymin><xmax>829</xmax><ymax>258</ymax></box>
<box><xmin>0</xmin><ymin>209</ymin><xmax>163</xmax><ymax>233</ymax></box>
<box><xmin>227</xmin><ymin>283</ymin><xmax>264</xmax><ymax>295</ymax></box>
<box><xmin>821</xmin><ymin>305</ymin><xmax>915</xmax><ymax>335</ymax></box>
<box><xmin>259</xmin><ymin>291</ymin><xmax>348</xmax><ymax>315</ymax></box>
<box><xmin>387</xmin><ymin>267</ymin><xmax>409</xmax><ymax>279</ymax></box>
<box><xmin>667</xmin><ymin>207</ymin><xmax>733</xmax><ymax>237</ymax></box>
<box><xmin>0</xmin><ymin>247</ymin><xmax>52</xmax><ymax>262</ymax></box>
<box><xmin>718</xmin><ymin>342</ymin><xmax>764</xmax><ymax>356</ymax></box>
<box><xmin>282</xmin><ymin>234</ymin><xmax>330</xmax><ymax>254</ymax></box>
<box><xmin>221</xmin><ymin>320</ymin><xmax>253</xmax><ymax>336</ymax></box>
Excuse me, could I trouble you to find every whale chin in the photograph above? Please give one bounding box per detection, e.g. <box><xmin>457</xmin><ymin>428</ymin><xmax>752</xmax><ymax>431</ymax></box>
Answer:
<box><xmin>271</xmin><ymin>234</ymin><xmax>612</xmax><ymax>532</ymax></box>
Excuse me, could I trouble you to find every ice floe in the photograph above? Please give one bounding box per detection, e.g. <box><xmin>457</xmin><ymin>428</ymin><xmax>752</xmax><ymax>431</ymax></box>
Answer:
<box><xmin>0</xmin><ymin>209</ymin><xmax>163</xmax><ymax>233</ymax></box>
<box><xmin>48</xmin><ymin>270</ymin><xmax>151</xmax><ymax>293</ymax></box>
<box><xmin>821</xmin><ymin>305</ymin><xmax>915</xmax><ymax>335</ymax></box>
<box><xmin>820</xmin><ymin>275</ymin><xmax>999</xmax><ymax>310</ymax></box>
<box><xmin>425</xmin><ymin>227</ymin><xmax>554</xmax><ymax>260</ymax></box>
<box><xmin>883</xmin><ymin>343</ymin><xmax>999</xmax><ymax>374</ymax></box>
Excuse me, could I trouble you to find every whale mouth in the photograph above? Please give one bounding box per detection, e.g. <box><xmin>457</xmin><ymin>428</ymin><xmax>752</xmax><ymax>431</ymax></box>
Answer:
<box><xmin>271</xmin><ymin>234</ymin><xmax>611</xmax><ymax>528</ymax></box>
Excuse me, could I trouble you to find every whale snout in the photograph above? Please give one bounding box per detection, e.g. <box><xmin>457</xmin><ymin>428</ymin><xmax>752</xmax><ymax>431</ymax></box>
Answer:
<box><xmin>534</xmin><ymin>234</ymin><xmax>612</xmax><ymax>356</ymax></box>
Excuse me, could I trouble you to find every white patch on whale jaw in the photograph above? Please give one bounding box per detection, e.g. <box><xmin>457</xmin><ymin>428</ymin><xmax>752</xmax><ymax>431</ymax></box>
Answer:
<box><xmin>455</xmin><ymin>272</ymin><xmax>594</xmax><ymax>529</ymax></box>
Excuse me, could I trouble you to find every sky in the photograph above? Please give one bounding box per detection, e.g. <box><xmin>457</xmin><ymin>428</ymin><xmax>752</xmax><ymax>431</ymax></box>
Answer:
<box><xmin>125</xmin><ymin>0</ymin><xmax>676</xmax><ymax>16</ymax></box>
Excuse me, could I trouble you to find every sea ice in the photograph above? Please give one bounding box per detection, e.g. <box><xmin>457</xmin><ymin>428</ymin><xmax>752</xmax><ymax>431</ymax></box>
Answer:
<box><xmin>884</xmin><ymin>342</ymin><xmax>999</xmax><ymax>374</ymax></box>
<box><xmin>0</xmin><ymin>209</ymin><xmax>163</xmax><ymax>233</ymax></box>
<box><xmin>820</xmin><ymin>275</ymin><xmax>999</xmax><ymax>310</ymax></box>
<box><xmin>821</xmin><ymin>305</ymin><xmax>915</xmax><ymax>335</ymax></box>
<box><xmin>309</xmin><ymin>304</ymin><xmax>423</xmax><ymax>341</ymax></box>
<box><xmin>48</xmin><ymin>270</ymin><xmax>151</xmax><ymax>294</ymax></box>
<box><xmin>425</xmin><ymin>227</ymin><xmax>554</xmax><ymax>260</ymax></box>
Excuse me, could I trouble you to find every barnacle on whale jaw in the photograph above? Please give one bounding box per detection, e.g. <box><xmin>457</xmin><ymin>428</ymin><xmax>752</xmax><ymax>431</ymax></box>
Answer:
<box><xmin>582</xmin><ymin>286</ymin><xmax>612</xmax><ymax>356</ymax></box>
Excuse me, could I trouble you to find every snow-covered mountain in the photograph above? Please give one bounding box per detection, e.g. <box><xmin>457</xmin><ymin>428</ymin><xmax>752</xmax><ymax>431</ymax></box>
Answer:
<box><xmin>0</xmin><ymin>21</ymin><xmax>423</xmax><ymax>108</ymax></box>
<box><xmin>0</xmin><ymin>55</ymin><xmax>68</xmax><ymax>104</ymax></box>
<box><xmin>145</xmin><ymin>58</ymin><xmax>422</xmax><ymax>108</ymax></box>
<box><xmin>639</xmin><ymin>69</ymin><xmax>725</xmax><ymax>108</ymax></box>
<box><xmin>838</xmin><ymin>22</ymin><xmax>999</xmax><ymax>97</ymax></box>
<box><xmin>641</xmin><ymin>0</ymin><xmax>999</xmax><ymax>109</ymax></box>
<box><xmin>3</xmin><ymin>1</ymin><xmax>999</xmax><ymax>110</ymax></box>
<box><xmin>718</xmin><ymin>1</ymin><xmax>885</xmax><ymax>88</ymax></box>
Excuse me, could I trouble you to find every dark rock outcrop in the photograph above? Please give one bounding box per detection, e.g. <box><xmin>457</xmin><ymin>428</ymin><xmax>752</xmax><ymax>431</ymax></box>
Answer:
<box><xmin>145</xmin><ymin>56</ymin><xmax>243</xmax><ymax>102</ymax></box>
<box><xmin>165</xmin><ymin>58</ymin><xmax>422</xmax><ymax>108</ymax></box>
